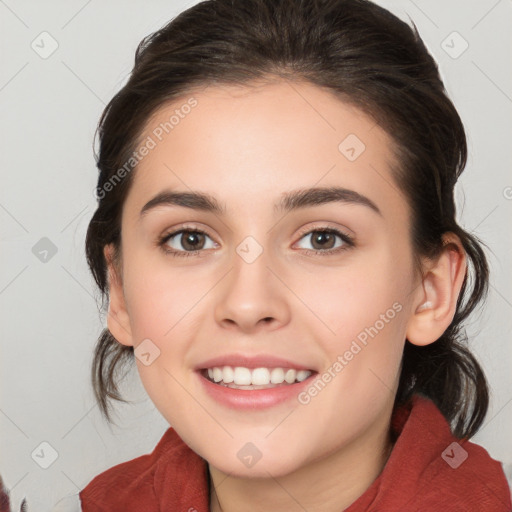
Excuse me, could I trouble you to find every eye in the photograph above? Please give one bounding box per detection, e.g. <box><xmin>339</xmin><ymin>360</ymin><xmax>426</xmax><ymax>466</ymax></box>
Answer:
<box><xmin>294</xmin><ymin>227</ymin><xmax>354</xmax><ymax>256</ymax></box>
<box><xmin>158</xmin><ymin>225</ymin><xmax>355</xmax><ymax>258</ymax></box>
<box><xmin>159</xmin><ymin>227</ymin><xmax>217</xmax><ymax>257</ymax></box>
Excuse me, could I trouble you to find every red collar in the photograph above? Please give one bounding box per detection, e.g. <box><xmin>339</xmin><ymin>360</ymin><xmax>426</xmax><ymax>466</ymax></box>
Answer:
<box><xmin>80</xmin><ymin>394</ymin><xmax>511</xmax><ymax>511</ymax></box>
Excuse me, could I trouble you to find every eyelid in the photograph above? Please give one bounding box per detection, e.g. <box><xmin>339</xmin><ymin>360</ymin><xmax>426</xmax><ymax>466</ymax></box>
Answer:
<box><xmin>294</xmin><ymin>221</ymin><xmax>354</xmax><ymax>239</ymax></box>
<box><xmin>160</xmin><ymin>222</ymin><xmax>214</xmax><ymax>238</ymax></box>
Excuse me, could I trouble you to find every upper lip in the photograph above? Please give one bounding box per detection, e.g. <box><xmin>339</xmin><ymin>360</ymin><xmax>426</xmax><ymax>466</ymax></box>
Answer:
<box><xmin>195</xmin><ymin>354</ymin><xmax>316</xmax><ymax>372</ymax></box>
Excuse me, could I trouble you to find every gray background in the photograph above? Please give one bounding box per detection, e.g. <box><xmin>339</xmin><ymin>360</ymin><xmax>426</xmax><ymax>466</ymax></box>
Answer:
<box><xmin>1</xmin><ymin>0</ymin><xmax>511</xmax><ymax>509</ymax></box>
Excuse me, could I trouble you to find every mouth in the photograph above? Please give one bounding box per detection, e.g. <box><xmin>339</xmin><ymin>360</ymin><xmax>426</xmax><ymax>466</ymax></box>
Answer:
<box><xmin>194</xmin><ymin>354</ymin><xmax>320</xmax><ymax>409</ymax></box>
<box><xmin>199</xmin><ymin>366</ymin><xmax>318</xmax><ymax>390</ymax></box>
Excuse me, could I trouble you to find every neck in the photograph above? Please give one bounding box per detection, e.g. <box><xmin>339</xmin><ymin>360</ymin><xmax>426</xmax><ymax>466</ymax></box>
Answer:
<box><xmin>208</xmin><ymin>408</ymin><xmax>394</xmax><ymax>512</ymax></box>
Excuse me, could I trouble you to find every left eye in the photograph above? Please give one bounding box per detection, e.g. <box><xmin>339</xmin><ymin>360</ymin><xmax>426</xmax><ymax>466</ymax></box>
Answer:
<box><xmin>295</xmin><ymin>229</ymin><xmax>352</xmax><ymax>252</ymax></box>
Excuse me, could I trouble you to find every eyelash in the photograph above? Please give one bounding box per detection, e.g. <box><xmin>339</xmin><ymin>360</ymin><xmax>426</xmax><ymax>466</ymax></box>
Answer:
<box><xmin>157</xmin><ymin>224</ymin><xmax>355</xmax><ymax>258</ymax></box>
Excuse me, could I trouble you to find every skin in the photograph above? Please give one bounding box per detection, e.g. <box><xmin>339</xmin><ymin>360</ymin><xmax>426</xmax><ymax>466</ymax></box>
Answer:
<box><xmin>104</xmin><ymin>79</ymin><xmax>467</xmax><ymax>512</ymax></box>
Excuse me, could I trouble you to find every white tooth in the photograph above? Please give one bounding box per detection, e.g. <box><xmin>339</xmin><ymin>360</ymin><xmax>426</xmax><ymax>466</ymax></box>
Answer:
<box><xmin>209</xmin><ymin>365</ymin><xmax>310</xmax><ymax>385</ymax></box>
<box><xmin>251</xmin><ymin>368</ymin><xmax>270</xmax><ymax>385</ymax></box>
<box><xmin>222</xmin><ymin>366</ymin><xmax>234</xmax><ymax>383</ymax></box>
<box><xmin>296</xmin><ymin>370</ymin><xmax>311</xmax><ymax>382</ymax></box>
<box><xmin>270</xmin><ymin>367</ymin><xmax>285</xmax><ymax>384</ymax></box>
<box><xmin>212</xmin><ymin>367</ymin><xmax>223</xmax><ymax>382</ymax></box>
<box><xmin>284</xmin><ymin>369</ymin><xmax>297</xmax><ymax>384</ymax></box>
<box><xmin>233</xmin><ymin>367</ymin><xmax>252</xmax><ymax>385</ymax></box>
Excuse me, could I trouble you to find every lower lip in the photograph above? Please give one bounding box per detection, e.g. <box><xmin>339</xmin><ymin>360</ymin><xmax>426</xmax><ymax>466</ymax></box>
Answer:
<box><xmin>197</xmin><ymin>370</ymin><xmax>317</xmax><ymax>410</ymax></box>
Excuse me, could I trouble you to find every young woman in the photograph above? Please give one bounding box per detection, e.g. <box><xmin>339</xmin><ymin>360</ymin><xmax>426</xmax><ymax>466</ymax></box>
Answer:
<box><xmin>4</xmin><ymin>0</ymin><xmax>509</xmax><ymax>510</ymax></box>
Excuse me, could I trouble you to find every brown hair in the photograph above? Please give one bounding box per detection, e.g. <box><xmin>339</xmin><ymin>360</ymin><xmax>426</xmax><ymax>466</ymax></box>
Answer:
<box><xmin>85</xmin><ymin>0</ymin><xmax>489</xmax><ymax>438</ymax></box>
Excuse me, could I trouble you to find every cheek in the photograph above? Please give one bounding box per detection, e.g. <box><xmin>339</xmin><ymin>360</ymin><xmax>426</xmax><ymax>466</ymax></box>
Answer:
<box><xmin>295</xmin><ymin>251</ymin><xmax>409</xmax><ymax>395</ymax></box>
<box><xmin>123</xmin><ymin>254</ymin><xmax>210</xmax><ymax>341</ymax></box>
<box><xmin>295</xmin><ymin>251</ymin><xmax>408</xmax><ymax>340</ymax></box>
<box><xmin>120</xmin><ymin>257</ymin><xmax>206</xmax><ymax>420</ymax></box>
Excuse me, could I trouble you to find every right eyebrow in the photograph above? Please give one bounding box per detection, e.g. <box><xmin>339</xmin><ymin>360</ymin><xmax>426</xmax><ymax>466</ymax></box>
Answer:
<box><xmin>140</xmin><ymin>190</ymin><xmax>224</xmax><ymax>218</ymax></box>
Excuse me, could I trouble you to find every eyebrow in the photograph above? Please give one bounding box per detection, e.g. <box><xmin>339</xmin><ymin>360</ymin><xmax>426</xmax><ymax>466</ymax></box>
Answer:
<box><xmin>139</xmin><ymin>186</ymin><xmax>382</xmax><ymax>218</ymax></box>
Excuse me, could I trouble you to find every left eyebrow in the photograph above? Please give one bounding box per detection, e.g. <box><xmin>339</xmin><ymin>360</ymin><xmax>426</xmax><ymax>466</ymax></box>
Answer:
<box><xmin>139</xmin><ymin>186</ymin><xmax>382</xmax><ymax>218</ymax></box>
<box><xmin>276</xmin><ymin>186</ymin><xmax>382</xmax><ymax>217</ymax></box>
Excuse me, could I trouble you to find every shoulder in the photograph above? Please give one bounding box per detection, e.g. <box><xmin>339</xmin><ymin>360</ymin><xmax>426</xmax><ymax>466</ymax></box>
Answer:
<box><xmin>394</xmin><ymin>394</ymin><xmax>512</xmax><ymax>510</ymax></box>
<box><xmin>78</xmin><ymin>427</ymin><xmax>187</xmax><ymax>510</ymax></box>
<box><xmin>422</xmin><ymin>436</ymin><xmax>512</xmax><ymax>510</ymax></box>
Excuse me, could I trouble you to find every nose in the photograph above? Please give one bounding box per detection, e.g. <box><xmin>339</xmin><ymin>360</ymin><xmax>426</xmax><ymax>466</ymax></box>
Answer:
<box><xmin>214</xmin><ymin>244</ymin><xmax>291</xmax><ymax>333</ymax></box>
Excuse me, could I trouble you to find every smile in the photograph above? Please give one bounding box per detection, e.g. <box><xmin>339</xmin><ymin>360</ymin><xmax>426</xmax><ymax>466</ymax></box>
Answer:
<box><xmin>204</xmin><ymin>366</ymin><xmax>312</xmax><ymax>388</ymax></box>
<box><xmin>197</xmin><ymin>366</ymin><xmax>318</xmax><ymax>409</ymax></box>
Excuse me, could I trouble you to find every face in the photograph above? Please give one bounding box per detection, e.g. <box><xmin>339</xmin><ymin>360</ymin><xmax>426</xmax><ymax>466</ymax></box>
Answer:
<box><xmin>110</xmin><ymin>79</ymin><xmax>422</xmax><ymax>478</ymax></box>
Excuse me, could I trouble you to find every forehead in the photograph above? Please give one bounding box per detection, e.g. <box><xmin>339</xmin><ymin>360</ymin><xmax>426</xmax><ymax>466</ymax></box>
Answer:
<box><xmin>126</xmin><ymin>80</ymin><xmax>407</xmax><ymax>221</ymax></box>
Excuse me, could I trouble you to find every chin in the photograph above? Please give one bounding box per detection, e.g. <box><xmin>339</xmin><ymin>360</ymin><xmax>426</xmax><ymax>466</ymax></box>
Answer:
<box><xmin>207</xmin><ymin>447</ymin><xmax>306</xmax><ymax>479</ymax></box>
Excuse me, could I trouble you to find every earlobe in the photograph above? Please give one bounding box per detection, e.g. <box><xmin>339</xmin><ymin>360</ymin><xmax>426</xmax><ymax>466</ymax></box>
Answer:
<box><xmin>406</xmin><ymin>233</ymin><xmax>467</xmax><ymax>347</ymax></box>
<box><xmin>103</xmin><ymin>244</ymin><xmax>134</xmax><ymax>347</ymax></box>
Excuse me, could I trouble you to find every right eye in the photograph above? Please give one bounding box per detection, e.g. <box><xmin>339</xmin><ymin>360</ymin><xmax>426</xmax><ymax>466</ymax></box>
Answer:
<box><xmin>159</xmin><ymin>228</ymin><xmax>218</xmax><ymax>257</ymax></box>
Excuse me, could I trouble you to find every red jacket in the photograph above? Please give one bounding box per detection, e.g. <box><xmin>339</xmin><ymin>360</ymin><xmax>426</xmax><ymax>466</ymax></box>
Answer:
<box><xmin>79</xmin><ymin>394</ymin><xmax>512</xmax><ymax>511</ymax></box>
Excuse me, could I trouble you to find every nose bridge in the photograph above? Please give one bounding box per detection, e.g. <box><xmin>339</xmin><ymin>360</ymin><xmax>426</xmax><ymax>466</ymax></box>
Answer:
<box><xmin>214</xmin><ymin>233</ymin><xmax>290</xmax><ymax>330</ymax></box>
<box><xmin>229</xmin><ymin>234</ymin><xmax>275</xmax><ymax>302</ymax></box>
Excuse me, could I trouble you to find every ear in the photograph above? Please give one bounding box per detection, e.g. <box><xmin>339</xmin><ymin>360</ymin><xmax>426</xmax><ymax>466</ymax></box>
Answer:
<box><xmin>104</xmin><ymin>244</ymin><xmax>134</xmax><ymax>347</ymax></box>
<box><xmin>406</xmin><ymin>232</ymin><xmax>467</xmax><ymax>346</ymax></box>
